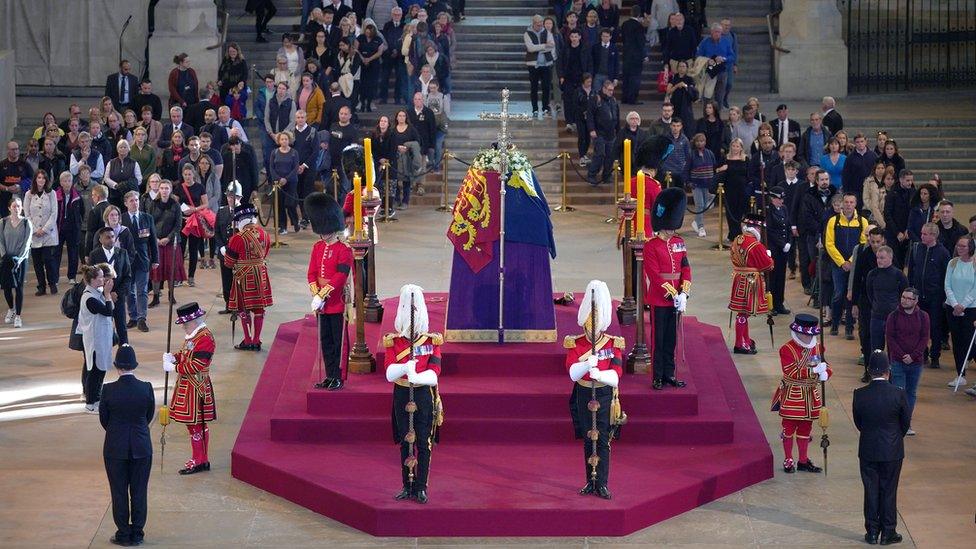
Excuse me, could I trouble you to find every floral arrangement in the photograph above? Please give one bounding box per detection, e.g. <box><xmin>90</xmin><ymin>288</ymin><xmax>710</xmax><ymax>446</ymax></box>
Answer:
<box><xmin>471</xmin><ymin>145</ymin><xmax>534</xmax><ymax>175</ymax></box>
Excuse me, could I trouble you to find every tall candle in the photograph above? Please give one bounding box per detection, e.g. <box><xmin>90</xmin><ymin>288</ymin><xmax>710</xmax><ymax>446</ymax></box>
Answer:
<box><xmin>353</xmin><ymin>173</ymin><xmax>363</xmax><ymax>236</ymax></box>
<box><xmin>623</xmin><ymin>138</ymin><xmax>632</xmax><ymax>196</ymax></box>
<box><xmin>636</xmin><ymin>170</ymin><xmax>646</xmax><ymax>239</ymax></box>
<box><xmin>363</xmin><ymin>137</ymin><xmax>374</xmax><ymax>194</ymax></box>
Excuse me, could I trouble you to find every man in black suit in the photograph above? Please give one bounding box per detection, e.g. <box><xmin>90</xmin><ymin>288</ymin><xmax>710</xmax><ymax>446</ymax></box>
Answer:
<box><xmin>105</xmin><ymin>60</ymin><xmax>140</xmax><ymax>113</ymax></box>
<box><xmin>215</xmin><ymin>182</ymin><xmax>242</xmax><ymax>314</ymax></box>
<box><xmin>853</xmin><ymin>351</ymin><xmax>911</xmax><ymax>545</ymax></box>
<box><xmin>84</xmin><ymin>184</ymin><xmax>111</xmax><ymax>263</ymax></box>
<box><xmin>99</xmin><ymin>344</ymin><xmax>155</xmax><ymax>546</ymax></box>
<box><xmin>132</xmin><ymin>80</ymin><xmax>163</xmax><ymax>121</ymax></box>
<box><xmin>321</xmin><ymin>83</ymin><xmax>353</xmax><ymax>130</ymax></box>
<box><xmin>121</xmin><ymin>192</ymin><xmax>158</xmax><ymax>332</ymax></box>
<box><xmin>90</xmin><ymin>227</ymin><xmax>133</xmax><ymax>345</ymax></box>
<box><xmin>772</xmin><ymin>104</ymin><xmax>801</xmax><ymax>148</ymax></box>
<box><xmin>293</xmin><ymin>110</ymin><xmax>321</xmax><ymax>227</ymax></box>
<box><xmin>821</xmin><ymin>96</ymin><xmax>844</xmax><ymax>134</ymax></box>
<box><xmin>157</xmin><ymin>106</ymin><xmax>195</xmax><ymax>150</ymax></box>
<box><xmin>221</xmin><ymin>136</ymin><xmax>260</xmax><ymax>205</ymax></box>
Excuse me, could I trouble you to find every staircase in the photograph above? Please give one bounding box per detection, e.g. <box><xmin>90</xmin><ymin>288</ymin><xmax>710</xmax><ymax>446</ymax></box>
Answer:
<box><xmin>703</xmin><ymin>0</ymin><xmax>773</xmax><ymax>98</ymax></box>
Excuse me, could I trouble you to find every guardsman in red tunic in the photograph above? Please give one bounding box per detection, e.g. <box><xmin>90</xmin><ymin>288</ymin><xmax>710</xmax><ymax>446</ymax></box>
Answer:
<box><xmin>384</xmin><ymin>284</ymin><xmax>443</xmax><ymax>504</ymax></box>
<box><xmin>223</xmin><ymin>204</ymin><xmax>273</xmax><ymax>351</ymax></box>
<box><xmin>643</xmin><ymin>187</ymin><xmax>692</xmax><ymax>390</ymax></box>
<box><xmin>772</xmin><ymin>314</ymin><xmax>832</xmax><ymax>473</ymax></box>
<box><xmin>305</xmin><ymin>192</ymin><xmax>353</xmax><ymax>390</ymax></box>
<box><xmin>729</xmin><ymin>213</ymin><xmax>775</xmax><ymax>354</ymax></box>
<box><xmin>565</xmin><ymin>280</ymin><xmax>624</xmax><ymax>500</ymax></box>
<box><xmin>162</xmin><ymin>302</ymin><xmax>217</xmax><ymax>475</ymax></box>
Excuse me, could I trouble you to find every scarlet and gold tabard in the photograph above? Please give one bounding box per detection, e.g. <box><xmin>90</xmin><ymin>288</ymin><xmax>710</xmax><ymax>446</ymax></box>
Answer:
<box><xmin>224</xmin><ymin>225</ymin><xmax>273</xmax><ymax>311</ymax></box>
<box><xmin>728</xmin><ymin>233</ymin><xmax>774</xmax><ymax>315</ymax></box>
<box><xmin>169</xmin><ymin>325</ymin><xmax>217</xmax><ymax>424</ymax></box>
<box><xmin>773</xmin><ymin>339</ymin><xmax>832</xmax><ymax>420</ymax></box>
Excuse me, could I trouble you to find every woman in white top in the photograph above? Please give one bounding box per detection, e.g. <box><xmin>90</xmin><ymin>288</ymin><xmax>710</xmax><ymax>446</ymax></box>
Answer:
<box><xmin>76</xmin><ymin>263</ymin><xmax>116</xmax><ymax>412</ymax></box>
<box><xmin>23</xmin><ymin>170</ymin><xmax>60</xmax><ymax>296</ymax></box>
<box><xmin>277</xmin><ymin>34</ymin><xmax>305</xmax><ymax>75</ymax></box>
<box><xmin>944</xmin><ymin>235</ymin><xmax>976</xmax><ymax>388</ymax></box>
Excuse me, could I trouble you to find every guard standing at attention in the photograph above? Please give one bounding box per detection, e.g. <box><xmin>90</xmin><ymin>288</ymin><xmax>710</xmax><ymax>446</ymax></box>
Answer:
<box><xmin>644</xmin><ymin>187</ymin><xmax>692</xmax><ymax>390</ymax></box>
<box><xmin>565</xmin><ymin>280</ymin><xmax>625</xmax><ymax>499</ymax></box>
<box><xmin>728</xmin><ymin>213</ymin><xmax>774</xmax><ymax>354</ymax></box>
<box><xmin>384</xmin><ymin>284</ymin><xmax>443</xmax><ymax>504</ymax></box>
<box><xmin>223</xmin><ymin>203</ymin><xmax>273</xmax><ymax>351</ymax></box>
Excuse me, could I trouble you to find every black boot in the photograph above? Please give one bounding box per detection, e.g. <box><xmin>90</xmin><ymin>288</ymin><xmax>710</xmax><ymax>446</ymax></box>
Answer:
<box><xmin>394</xmin><ymin>487</ymin><xmax>414</xmax><ymax>500</ymax></box>
<box><xmin>664</xmin><ymin>377</ymin><xmax>686</xmax><ymax>388</ymax></box>
<box><xmin>414</xmin><ymin>490</ymin><xmax>428</xmax><ymax>504</ymax></box>
<box><xmin>148</xmin><ymin>293</ymin><xmax>160</xmax><ymax>308</ymax></box>
<box><xmin>652</xmin><ymin>378</ymin><xmax>663</xmax><ymax>390</ymax></box>
<box><xmin>796</xmin><ymin>459</ymin><xmax>822</xmax><ymax>473</ymax></box>
<box><xmin>314</xmin><ymin>378</ymin><xmax>335</xmax><ymax>389</ymax></box>
<box><xmin>595</xmin><ymin>485</ymin><xmax>612</xmax><ymax>499</ymax></box>
<box><xmin>579</xmin><ymin>481</ymin><xmax>595</xmax><ymax>495</ymax></box>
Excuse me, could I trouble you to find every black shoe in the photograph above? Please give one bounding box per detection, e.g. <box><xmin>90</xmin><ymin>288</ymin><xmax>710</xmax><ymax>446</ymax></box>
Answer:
<box><xmin>109</xmin><ymin>535</ymin><xmax>130</xmax><ymax>546</ymax></box>
<box><xmin>733</xmin><ymin>346</ymin><xmax>758</xmax><ymax>355</ymax></box>
<box><xmin>783</xmin><ymin>459</ymin><xmax>796</xmax><ymax>473</ymax></box>
<box><xmin>394</xmin><ymin>487</ymin><xmax>414</xmax><ymax>500</ymax></box>
<box><xmin>829</xmin><ymin>327</ymin><xmax>839</xmax><ymax>336</ymax></box>
<box><xmin>414</xmin><ymin>490</ymin><xmax>428</xmax><ymax>504</ymax></box>
<box><xmin>595</xmin><ymin>485</ymin><xmax>612</xmax><ymax>499</ymax></box>
<box><xmin>314</xmin><ymin>378</ymin><xmax>335</xmax><ymax>389</ymax></box>
<box><xmin>50</xmin><ymin>284</ymin><xmax>58</xmax><ymax>295</ymax></box>
<box><xmin>178</xmin><ymin>462</ymin><xmax>210</xmax><ymax>475</ymax></box>
<box><xmin>865</xmin><ymin>531</ymin><xmax>879</xmax><ymax>544</ymax></box>
<box><xmin>579</xmin><ymin>481</ymin><xmax>595</xmax><ymax>495</ymax></box>
<box><xmin>796</xmin><ymin>459</ymin><xmax>822</xmax><ymax>473</ymax></box>
<box><xmin>235</xmin><ymin>341</ymin><xmax>255</xmax><ymax>351</ymax></box>
<box><xmin>929</xmin><ymin>359</ymin><xmax>941</xmax><ymax>369</ymax></box>
<box><xmin>256</xmin><ymin>35</ymin><xmax>268</xmax><ymax>43</ymax></box>
<box><xmin>126</xmin><ymin>319</ymin><xmax>138</xmax><ymax>329</ymax></box>
<box><xmin>880</xmin><ymin>532</ymin><xmax>902</xmax><ymax>545</ymax></box>
<box><xmin>129</xmin><ymin>539</ymin><xmax>144</xmax><ymax>546</ymax></box>
<box><xmin>846</xmin><ymin>332</ymin><xmax>855</xmax><ymax>341</ymax></box>
<box><xmin>860</xmin><ymin>370</ymin><xmax>871</xmax><ymax>383</ymax></box>
<box><xmin>148</xmin><ymin>294</ymin><xmax>160</xmax><ymax>308</ymax></box>
<box><xmin>652</xmin><ymin>378</ymin><xmax>663</xmax><ymax>390</ymax></box>
<box><xmin>218</xmin><ymin>308</ymin><xmax>232</xmax><ymax>315</ymax></box>
<box><xmin>664</xmin><ymin>377</ymin><xmax>686</xmax><ymax>388</ymax></box>
<box><xmin>774</xmin><ymin>307</ymin><xmax>791</xmax><ymax>315</ymax></box>
<box><xmin>329</xmin><ymin>379</ymin><xmax>344</xmax><ymax>391</ymax></box>
<box><xmin>252</xmin><ymin>342</ymin><xmax>262</xmax><ymax>352</ymax></box>
<box><xmin>35</xmin><ymin>288</ymin><xmax>46</xmax><ymax>296</ymax></box>
<box><xmin>137</xmin><ymin>319</ymin><xmax>149</xmax><ymax>332</ymax></box>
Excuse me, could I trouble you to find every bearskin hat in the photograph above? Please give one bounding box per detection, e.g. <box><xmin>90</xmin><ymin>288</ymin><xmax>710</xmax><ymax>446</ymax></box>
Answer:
<box><xmin>304</xmin><ymin>192</ymin><xmax>345</xmax><ymax>236</ymax></box>
<box><xmin>651</xmin><ymin>187</ymin><xmax>686</xmax><ymax>232</ymax></box>
<box><xmin>636</xmin><ymin>134</ymin><xmax>673</xmax><ymax>170</ymax></box>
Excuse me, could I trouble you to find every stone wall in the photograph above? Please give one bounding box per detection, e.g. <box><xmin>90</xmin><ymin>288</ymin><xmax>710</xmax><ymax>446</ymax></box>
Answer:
<box><xmin>0</xmin><ymin>51</ymin><xmax>16</xmax><ymax>143</ymax></box>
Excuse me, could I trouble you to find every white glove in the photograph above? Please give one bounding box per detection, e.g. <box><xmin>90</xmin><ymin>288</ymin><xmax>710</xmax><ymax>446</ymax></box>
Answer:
<box><xmin>311</xmin><ymin>295</ymin><xmax>323</xmax><ymax>312</ymax></box>
<box><xmin>163</xmin><ymin>352</ymin><xmax>175</xmax><ymax>365</ymax></box>
<box><xmin>219</xmin><ymin>246</ymin><xmax>226</xmax><ymax>256</ymax></box>
<box><xmin>386</xmin><ymin>362</ymin><xmax>409</xmax><ymax>382</ymax></box>
<box><xmin>588</xmin><ymin>367</ymin><xmax>602</xmax><ymax>380</ymax></box>
<box><xmin>766</xmin><ymin>249</ymin><xmax>772</xmax><ymax>257</ymax></box>
<box><xmin>569</xmin><ymin>359</ymin><xmax>590</xmax><ymax>381</ymax></box>
<box><xmin>162</xmin><ymin>359</ymin><xmax>176</xmax><ymax>373</ymax></box>
<box><xmin>586</xmin><ymin>355</ymin><xmax>599</xmax><ymax>368</ymax></box>
<box><xmin>818</xmin><ymin>370</ymin><xmax>829</xmax><ymax>381</ymax></box>
<box><xmin>674</xmin><ymin>292</ymin><xmax>688</xmax><ymax>312</ymax></box>
<box><xmin>406</xmin><ymin>359</ymin><xmax>418</xmax><ymax>374</ymax></box>
<box><xmin>812</xmin><ymin>362</ymin><xmax>828</xmax><ymax>375</ymax></box>
<box><xmin>783</xmin><ymin>243</ymin><xmax>791</xmax><ymax>253</ymax></box>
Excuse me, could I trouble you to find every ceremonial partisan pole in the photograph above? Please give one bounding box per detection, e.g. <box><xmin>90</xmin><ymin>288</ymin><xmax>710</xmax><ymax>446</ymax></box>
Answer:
<box><xmin>479</xmin><ymin>89</ymin><xmax>529</xmax><ymax>343</ymax></box>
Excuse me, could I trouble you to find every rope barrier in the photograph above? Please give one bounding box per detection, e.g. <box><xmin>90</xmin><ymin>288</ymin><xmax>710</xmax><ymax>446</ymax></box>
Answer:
<box><xmin>686</xmin><ymin>194</ymin><xmax>718</xmax><ymax>215</ymax></box>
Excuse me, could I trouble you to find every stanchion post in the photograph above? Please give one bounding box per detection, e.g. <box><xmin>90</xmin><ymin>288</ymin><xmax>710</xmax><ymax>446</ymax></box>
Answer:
<box><xmin>626</xmin><ymin>235</ymin><xmax>651</xmax><ymax>373</ymax></box>
<box><xmin>436</xmin><ymin>149</ymin><xmax>451</xmax><ymax>212</ymax></box>
<box><xmin>379</xmin><ymin>163</ymin><xmax>397</xmax><ymax>223</ymax></box>
<box><xmin>554</xmin><ymin>152</ymin><xmax>576</xmax><ymax>212</ymax></box>
<box><xmin>363</xmin><ymin>192</ymin><xmax>384</xmax><ymax>323</ymax></box>
<box><xmin>331</xmin><ymin>169</ymin><xmax>339</xmax><ymax>199</ymax></box>
<box><xmin>716</xmin><ymin>183</ymin><xmax>725</xmax><ymax>251</ymax></box>
<box><xmin>271</xmin><ymin>183</ymin><xmax>288</xmax><ymax>248</ymax></box>
<box><xmin>616</xmin><ymin>197</ymin><xmax>637</xmax><ymax>325</ymax></box>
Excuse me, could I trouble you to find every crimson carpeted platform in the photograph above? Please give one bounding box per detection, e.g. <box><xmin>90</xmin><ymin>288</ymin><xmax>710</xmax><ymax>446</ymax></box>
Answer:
<box><xmin>231</xmin><ymin>294</ymin><xmax>773</xmax><ymax>537</ymax></box>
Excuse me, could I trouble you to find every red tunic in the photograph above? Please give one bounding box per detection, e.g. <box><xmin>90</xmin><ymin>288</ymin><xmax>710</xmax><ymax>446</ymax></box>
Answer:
<box><xmin>773</xmin><ymin>339</ymin><xmax>833</xmax><ymax>420</ymax></box>
<box><xmin>620</xmin><ymin>173</ymin><xmax>662</xmax><ymax>236</ymax></box>
<box><xmin>224</xmin><ymin>224</ymin><xmax>273</xmax><ymax>310</ymax></box>
<box><xmin>169</xmin><ymin>326</ymin><xmax>217</xmax><ymax>424</ymax></box>
<box><xmin>307</xmin><ymin>239</ymin><xmax>353</xmax><ymax>314</ymax></box>
<box><xmin>642</xmin><ymin>233</ymin><xmax>692</xmax><ymax>307</ymax></box>
<box><xmin>563</xmin><ymin>333</ymin><xmax>624</xmax><ymax>382</ymax></box>
<box><xmin>728</xmin><ymin>233</ymin><xmax>774</xmax><ymax>315</ymax></box>
<box><xmin>382</xmin><ymin>332</ymin><xmax>443</xmax><ymax>381</ymax></box>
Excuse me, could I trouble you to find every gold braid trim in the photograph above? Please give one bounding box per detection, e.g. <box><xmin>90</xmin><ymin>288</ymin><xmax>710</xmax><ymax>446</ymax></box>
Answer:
<box><xmin>681</xmin><ymin>280</ymin><xmax>692</xmax><ymax>295</ymax></box>
<box><xmin>662</xmin><ymin>282</ymin><xmax>678</xmax><ymax>298</ymax></box>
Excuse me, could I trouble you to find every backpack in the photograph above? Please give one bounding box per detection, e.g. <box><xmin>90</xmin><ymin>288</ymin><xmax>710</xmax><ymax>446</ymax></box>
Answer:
<box><xmin>60</xmin><ymin>281</ymin><xmax>85</xmax><ymax>320</ymax></box>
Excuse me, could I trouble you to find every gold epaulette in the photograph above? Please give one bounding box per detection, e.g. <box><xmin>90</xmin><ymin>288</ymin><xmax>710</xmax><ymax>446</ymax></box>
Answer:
<box><xmin>611</xmin><ymin>336</ymin><xmax>625</xmax><ymax>349</ymax></box>
<box><xmin>382</xmin><ymin>333</ymin><xmax>396</xmax><ymax>348</ymax></box>
<box><xmin>427</xmin><ymin>332</ymin><xmax>443</xmax><ymax>345</ymax></box>
<box><xmin>564</xmin><ymin>335</ymin><xmax>580</xmax><ymax>349</ymax></box>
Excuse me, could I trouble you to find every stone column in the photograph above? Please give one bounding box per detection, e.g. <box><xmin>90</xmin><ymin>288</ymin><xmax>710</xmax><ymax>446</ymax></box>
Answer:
<box><xmin>148</xmin><ymin>0</ymin><xmax>220</xmax><ymax>104</ymax></box>
<box><xmin>0</xmin><ymin>51</ymin><xmax>16</xmax><ymax>142</ymax></box>
<box><xmin>776</xmin><ymin>0</ymin><xmax>848</xmax><ymax>99</ymax></box>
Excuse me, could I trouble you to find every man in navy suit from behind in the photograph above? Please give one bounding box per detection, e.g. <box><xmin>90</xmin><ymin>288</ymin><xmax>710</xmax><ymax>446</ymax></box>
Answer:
<box><xmin>853</xmin><ymin>351</ymin><xmax>911</xmax><ymax>545</ymax></box>
<box><xmin>99</xmin><ymin>344</ymin><xmax>155</xmax><ymax>546</ymax></box>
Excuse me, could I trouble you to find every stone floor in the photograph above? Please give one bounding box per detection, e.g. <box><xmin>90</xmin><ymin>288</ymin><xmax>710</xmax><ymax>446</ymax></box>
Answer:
<box><xmin>2</xmin><ymin>195</ymin><xmax>975</xmax><ymax>547</ymax></box>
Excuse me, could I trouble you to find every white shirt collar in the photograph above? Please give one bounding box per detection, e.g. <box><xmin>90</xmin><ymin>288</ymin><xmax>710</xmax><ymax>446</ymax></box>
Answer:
<box><xmin>102</xmin><ymin>246</ymin><xmax>114</xmax><ymax>261</ymax></box>
<box><xmin>296</xmin><ymin>123</ymin><xmax>308</xmax><ymax>132</ymax></box>
<box><xmin>185</xmin><ymin>322</ymin><xmax>207</xmax><ymax>340</ymax></box>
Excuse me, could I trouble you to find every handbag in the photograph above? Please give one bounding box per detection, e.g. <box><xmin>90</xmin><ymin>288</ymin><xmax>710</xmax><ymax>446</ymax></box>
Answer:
<box><xmin>656</xmin><ymin>66</ymin><xmax>670</xmax><ymax>94</ymax></box>
<box><xmin>706</xmin><ymin>60</ymin><xmax>726</xmax><ymax>78</ymax></box>
<box><xmin>180</xmin><ymin>182</ymin><xmax>216</xmax><ymax>239</ymax></box>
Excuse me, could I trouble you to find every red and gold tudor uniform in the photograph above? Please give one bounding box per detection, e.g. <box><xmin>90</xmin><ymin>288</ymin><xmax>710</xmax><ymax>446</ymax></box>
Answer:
<box><xmin>308</xmin><ymin>237</ymin><xmax>353</xmax><ymax>387</ymax></box>
<box><xmin>772</xmin><ymin>314</ymin><xmax>833</xmax><ymax>473</ymax></box>
<box><xmin>564</xmin><ymin>332</ymin><xmax>624</xmax><ymax>493</ymax></box>
<box><xmin>643</xmin><ymin>230</ymin><xmax>691</xmax><ymax>386</ymax></box>
<box><xmin>384</xmin><ymin>332</ymin><xmax>443</xmax><ymax>497</ymax></box>
<box><xmin>728</xmin><ymin>220</ymin><xmax>774</xmax><ymax>353</ymax></box>
<box><xmin>223</xmin><ymin>212</ymin><xmax>273</xmax><ymax>350</ymax></box>
<box><xmin>167</xmin><ymin>303</ymin><xmax>216</xmax><ymax>474</ymax></box>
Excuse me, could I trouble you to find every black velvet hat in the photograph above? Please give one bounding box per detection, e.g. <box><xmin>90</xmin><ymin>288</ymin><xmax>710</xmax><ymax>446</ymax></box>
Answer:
<box><xmin>114</xmin><ymin>344</ymin><xmax>138</xmax><ymax>370</ymax></box>
<box><xmin>743</xmin><ymin>213</ymin><xmax>766</xmax><ymax>228</ymax></box>
<box><xmin>233</xmin><ymin>204</ymin><xmax>257</xmax><ymax>223</ymax></box>
<box><xmin>175</xmin><ymin>302</ymin><xmax>206</xmax><ymax>324</ymax></box>
<box><xmin>636</xmin><ymin>135</ymin><xmax>673</xmax><ymax>171</ymax></box>
<box><xmin>304</xmin><ymin>192</ymin><xmax>345</xmax><ymax>236</ymax></box>
<box><xmin>651</xmin><ymin>187</ymin><xmax>686</xmax><ymax>232</ymax></box>
<box><xmin>868</xmin><ymin>350</ymin><xmax>890</xmax><ymax>376</ymax></box>
<box><xmin>789</xmin><ymin>313</ymin><xmax>821</xmax><ymax>335</ymax></box>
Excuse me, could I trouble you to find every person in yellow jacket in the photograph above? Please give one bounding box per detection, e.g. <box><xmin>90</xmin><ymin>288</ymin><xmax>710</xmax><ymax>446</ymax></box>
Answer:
<box><xmin>823</xmin><ymin>191</ymin><xmax>868</xmax><ymax>338</ymax></box>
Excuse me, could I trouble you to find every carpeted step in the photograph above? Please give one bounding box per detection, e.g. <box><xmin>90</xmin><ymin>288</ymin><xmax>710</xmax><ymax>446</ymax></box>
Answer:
<box><xmin>304</xmin><ymin>373</ymin><xmax>700</xmax><ymax>418</ymax></box>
